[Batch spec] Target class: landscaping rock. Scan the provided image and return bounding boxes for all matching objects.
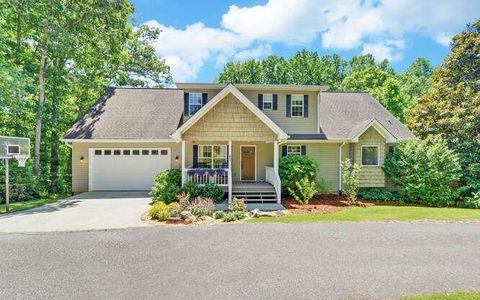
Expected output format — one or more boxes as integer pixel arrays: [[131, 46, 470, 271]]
[[250, 209, 261, 218], [257, 210, 287, 217], [165, 217, 184, 224], [197, 216, 215, 224], [180, 211, 195, 224]]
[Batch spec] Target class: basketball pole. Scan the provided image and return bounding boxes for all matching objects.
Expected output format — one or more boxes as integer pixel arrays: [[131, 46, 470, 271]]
[[5, 158, 9, 212]]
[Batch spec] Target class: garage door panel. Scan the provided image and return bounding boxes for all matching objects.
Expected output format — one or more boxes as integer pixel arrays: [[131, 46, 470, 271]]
[[89, 148, 171, 191]]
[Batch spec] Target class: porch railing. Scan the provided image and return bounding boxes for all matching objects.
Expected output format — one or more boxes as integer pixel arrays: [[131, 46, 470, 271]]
[[184, 168, 229, 186], [265, 166, 281, 203]]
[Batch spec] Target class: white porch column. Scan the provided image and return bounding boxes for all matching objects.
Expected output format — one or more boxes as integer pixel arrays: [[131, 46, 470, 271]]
[[228, 140, 232, 204], [181, 141, 186, 186], [273, 140, 279, 174]]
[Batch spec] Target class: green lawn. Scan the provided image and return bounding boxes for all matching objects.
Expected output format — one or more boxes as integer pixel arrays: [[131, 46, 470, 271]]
[[402, 290, 480, 300], [0, 194, 67, 214], [247, 205, 480, 223]]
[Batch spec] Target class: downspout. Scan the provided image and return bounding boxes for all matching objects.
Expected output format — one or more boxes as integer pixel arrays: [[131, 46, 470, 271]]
[[338, 142, 346, 195]]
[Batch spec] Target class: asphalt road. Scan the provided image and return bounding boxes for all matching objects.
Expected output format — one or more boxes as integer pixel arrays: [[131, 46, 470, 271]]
[[1, 222, 480, 300]]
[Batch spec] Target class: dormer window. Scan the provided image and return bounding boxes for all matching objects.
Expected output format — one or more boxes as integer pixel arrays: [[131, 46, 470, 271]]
[[188, 93, 203, 115]]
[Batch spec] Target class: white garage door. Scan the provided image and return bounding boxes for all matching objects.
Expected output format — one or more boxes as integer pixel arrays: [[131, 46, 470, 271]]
[[89, 148, 171, 191]]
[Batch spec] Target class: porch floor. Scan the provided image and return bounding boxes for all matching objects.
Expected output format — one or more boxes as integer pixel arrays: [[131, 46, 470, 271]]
[[215, 202, 285, 211]]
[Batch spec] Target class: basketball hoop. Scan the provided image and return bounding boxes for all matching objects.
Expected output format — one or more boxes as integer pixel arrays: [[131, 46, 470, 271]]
[[13, 154, 28, 167]]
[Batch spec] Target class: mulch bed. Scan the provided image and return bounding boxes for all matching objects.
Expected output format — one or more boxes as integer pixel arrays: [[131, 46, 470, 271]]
[[282, 194, 402, 214]]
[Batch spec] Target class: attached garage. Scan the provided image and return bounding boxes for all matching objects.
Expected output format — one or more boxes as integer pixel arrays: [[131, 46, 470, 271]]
[[88, 148, 171, 191]]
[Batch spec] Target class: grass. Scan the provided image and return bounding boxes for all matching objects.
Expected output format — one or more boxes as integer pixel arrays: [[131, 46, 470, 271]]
[[402, 290, 480, 299], [247, 205, 480, 223], [0, 194, 67, 214]]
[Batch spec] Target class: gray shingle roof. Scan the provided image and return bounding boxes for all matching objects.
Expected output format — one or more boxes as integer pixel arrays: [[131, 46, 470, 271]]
[[319, 92, 415, 140], [63, 88, 184, 140]]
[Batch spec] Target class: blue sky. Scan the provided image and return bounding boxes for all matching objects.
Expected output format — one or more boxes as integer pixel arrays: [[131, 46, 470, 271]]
[[131, 0, 479, 83]]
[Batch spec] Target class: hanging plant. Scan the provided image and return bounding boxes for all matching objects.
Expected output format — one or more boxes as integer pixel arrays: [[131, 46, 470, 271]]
[[208, 168, 216, 176]]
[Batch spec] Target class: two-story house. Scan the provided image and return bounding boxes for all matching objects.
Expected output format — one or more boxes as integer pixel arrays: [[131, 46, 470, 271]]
[[62, 83, 414, 203]]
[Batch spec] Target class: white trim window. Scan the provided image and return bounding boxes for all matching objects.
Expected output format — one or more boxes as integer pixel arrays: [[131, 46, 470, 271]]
[[198, 145, 227, 168], [287, 145, 302, 156], [291, 94, 304, 117], [361, 145, 380, 166], [188, 93, 203, 115], [263, 94, 273, 110]]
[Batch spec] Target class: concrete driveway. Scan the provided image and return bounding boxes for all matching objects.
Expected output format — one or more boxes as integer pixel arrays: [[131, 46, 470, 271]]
[[0, 192, 152, 233]]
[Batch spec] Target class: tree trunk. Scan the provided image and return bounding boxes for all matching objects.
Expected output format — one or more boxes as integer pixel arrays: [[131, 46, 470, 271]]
[[34, 33, 48, 177], [49, 88, 59, 193]]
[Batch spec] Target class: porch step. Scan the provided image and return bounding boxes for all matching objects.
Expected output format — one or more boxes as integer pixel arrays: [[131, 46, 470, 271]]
[[232, 182, 278, 203]]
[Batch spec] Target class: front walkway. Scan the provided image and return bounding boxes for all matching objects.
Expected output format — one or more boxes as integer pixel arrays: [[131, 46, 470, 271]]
[[0, 192, 152, 233]]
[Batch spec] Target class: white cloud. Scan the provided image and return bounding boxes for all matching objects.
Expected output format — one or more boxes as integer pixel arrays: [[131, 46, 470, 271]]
[[144, 0, 480, 81], [435, 32, 452, 47], [233, 44, 273, 61], [362, 39, 405, 62]]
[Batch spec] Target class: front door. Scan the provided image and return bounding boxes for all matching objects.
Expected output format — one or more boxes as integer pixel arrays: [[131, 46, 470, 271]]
[[241, 146, 256, 181]]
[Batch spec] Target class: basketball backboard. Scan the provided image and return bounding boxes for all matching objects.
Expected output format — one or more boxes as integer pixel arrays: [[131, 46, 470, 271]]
[[0, 136, 30, 166]]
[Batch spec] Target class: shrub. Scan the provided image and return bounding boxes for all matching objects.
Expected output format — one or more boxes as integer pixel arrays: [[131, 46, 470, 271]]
[[148, 202, 171, 221], [180, 183, 225, 203], [187, 197, 215, 217], [213, 211, 225, 219], [175, 192, 190, 210], [341, 159, 361, 204], [201, 184, 225, 203], [150, 169, 182, 203], [383, 140, 462, 207], [279, 155, 318, 194], [358, 189, 406, 202], [229, 197, 246, 212], [181, 182, 202, 198], [287, 176, 317, 205], [222, 211, 246, 222], [462, 191, 480, 209]]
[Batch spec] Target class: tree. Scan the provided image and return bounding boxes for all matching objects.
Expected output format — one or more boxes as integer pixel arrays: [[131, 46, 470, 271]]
[[341, 66, 409, 121], [0, 0, 171, 195], [408, 19, 480, 197], [398, 57, 433, 112]]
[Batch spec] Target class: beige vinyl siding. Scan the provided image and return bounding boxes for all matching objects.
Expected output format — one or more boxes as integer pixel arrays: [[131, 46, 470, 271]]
[[241, 90, 319, 134], [72, 141, 182, 193], [182, 88, 319, 134], [283, 142, 340, 193], [354, 127, 387, 187], [182, 94, 277, 142]]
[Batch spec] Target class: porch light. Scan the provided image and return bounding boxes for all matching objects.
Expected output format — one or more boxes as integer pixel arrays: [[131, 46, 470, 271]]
[[175, 156, 179, 162], [80, 156, 84, 163]]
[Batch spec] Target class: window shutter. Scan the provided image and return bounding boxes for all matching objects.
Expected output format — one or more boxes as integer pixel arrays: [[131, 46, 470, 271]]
[[258, 94, 263, 110], [286, 95, 291, 117], [202, 93, 208, 106], [273, 94, 278, 110], [184, 93, 189, 115], [193, 145, 198, 168], [303, 95, 309, 118], [301, 145, 307, 155], [226, 145, 229, 168], [281, 145, 287, 157]]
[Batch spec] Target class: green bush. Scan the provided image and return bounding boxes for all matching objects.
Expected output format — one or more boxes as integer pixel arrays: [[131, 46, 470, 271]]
[[222, 211, 245, 222], [213, 211, 225, 219], [229, 197, 247, 212], [150, 169, 182, 203], [148, 202, 171, 221], [383, 140, 462, 207], [462, 191, 480, 209], [287, 176, 317, 205], [181, 182, 202, 198], [181, 183, 225, 203], [279, 155, 318, 195], [341, 159, 361, 204], [358, 189, 406, 202], [200, 184, 225, 203], [0, 164, 43, 203]]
